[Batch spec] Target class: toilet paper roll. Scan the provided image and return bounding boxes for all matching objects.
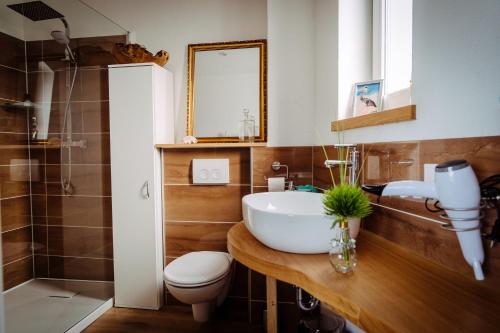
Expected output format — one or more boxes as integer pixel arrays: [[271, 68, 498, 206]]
[[268, 177, 285, 192]]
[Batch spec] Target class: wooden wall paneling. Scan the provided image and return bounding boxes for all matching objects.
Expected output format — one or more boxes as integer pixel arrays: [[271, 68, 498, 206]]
[[163, 148, 250, 185], [252, 146, 313, 187], [165, 222, 236, 257], [351, 136, 500, 287]]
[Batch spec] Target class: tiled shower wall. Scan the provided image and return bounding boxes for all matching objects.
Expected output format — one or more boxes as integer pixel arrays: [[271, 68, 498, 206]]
[[27, 35, 125, 281], [0, 31, 33, 290]]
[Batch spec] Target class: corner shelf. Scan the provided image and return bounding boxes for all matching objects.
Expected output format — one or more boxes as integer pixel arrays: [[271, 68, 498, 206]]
[[0, 143, 60, 150], [331, 105, 416, 131]]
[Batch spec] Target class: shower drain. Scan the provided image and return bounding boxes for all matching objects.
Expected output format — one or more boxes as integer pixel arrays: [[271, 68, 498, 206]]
[[47, 291, 79, 299]]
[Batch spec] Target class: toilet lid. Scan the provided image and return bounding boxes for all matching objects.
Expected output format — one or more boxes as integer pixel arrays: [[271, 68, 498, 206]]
[[164, 251, 232, 286]]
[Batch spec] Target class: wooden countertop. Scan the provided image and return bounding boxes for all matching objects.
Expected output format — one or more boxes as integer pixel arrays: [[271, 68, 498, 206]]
[[227, 222, 500, 333], [155, 142, 267, 149]]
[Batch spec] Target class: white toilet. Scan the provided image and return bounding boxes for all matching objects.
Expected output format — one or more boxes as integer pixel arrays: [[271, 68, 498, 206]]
[[163, 251, 233, 322]]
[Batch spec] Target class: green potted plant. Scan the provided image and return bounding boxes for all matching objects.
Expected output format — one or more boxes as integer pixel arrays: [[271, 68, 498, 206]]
[[321, 145, 372, 273]]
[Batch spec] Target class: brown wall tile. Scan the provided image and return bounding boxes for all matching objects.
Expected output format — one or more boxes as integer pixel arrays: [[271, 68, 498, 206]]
[[313, 146, 339, 190], [46, 195, 112, 227], [29, 145, 46, 165], [45, 164, 111, 196], [2, 256, 33, 291], [73, 68, 109, 102], [1, 195, 31, 232], [0, 165, 31, 199], [250, 270, 295, 303], [251, 186, 268, 194], [47, 226, 113, 258], [46, 134, 110, 165], [34, 255, 48, 278], [48, 256, 113, 281], [0, 32, 25, 70], [26, 35, 125, 71], [33, 225, 48, 255], [362, 141, 420, 183], [165, 221, 235, 257], [2, 226, 32, 264], [364, 205, 471, 274], [0, 133, 28, 145], [0, 66, 25, 101], [0, 106, 28, 134], [29, 163, 46, 195], [228, 262, 249, 298], [249, 300, 299, 330], [164, 185, 249, 222], [43, 101, 109, 136], [0, 146, 29, 166], [80, 101, 110, 133], [163, 148, 250, 185], [419, 136, 500, 187], [252, 146, 313, 186], [31, 194, 47, 222]]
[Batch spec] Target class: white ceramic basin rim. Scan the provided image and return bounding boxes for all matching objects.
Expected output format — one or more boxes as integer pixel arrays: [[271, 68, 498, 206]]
[[242, 191, 339, 254]]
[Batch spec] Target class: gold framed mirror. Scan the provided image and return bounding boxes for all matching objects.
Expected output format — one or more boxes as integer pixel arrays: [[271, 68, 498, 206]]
[[187, 40, 267, 142]]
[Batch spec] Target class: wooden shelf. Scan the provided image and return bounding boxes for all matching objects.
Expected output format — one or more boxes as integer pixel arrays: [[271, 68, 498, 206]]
[[228, 222, 500, 333], [155, 142, 267, 149], [331, 105, 416, 131]]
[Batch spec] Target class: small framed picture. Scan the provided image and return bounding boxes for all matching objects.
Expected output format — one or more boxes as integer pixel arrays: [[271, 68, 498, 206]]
[[352, 80, 383, 116]]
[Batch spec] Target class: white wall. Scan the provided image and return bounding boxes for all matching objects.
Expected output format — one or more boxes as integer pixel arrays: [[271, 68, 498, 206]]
[[322, 0, 500, 144], [337, 0, 373, 121], [314, 0, 339, 144], [267, 0, 316, 146], [84, 0, 267, 142]]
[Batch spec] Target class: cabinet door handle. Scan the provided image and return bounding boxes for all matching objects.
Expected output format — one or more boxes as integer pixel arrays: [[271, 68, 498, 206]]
[[141, 181, 150, 199]]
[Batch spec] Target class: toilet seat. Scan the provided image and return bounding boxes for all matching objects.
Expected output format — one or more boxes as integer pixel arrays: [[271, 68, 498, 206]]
[[164, 251, 232, 288]]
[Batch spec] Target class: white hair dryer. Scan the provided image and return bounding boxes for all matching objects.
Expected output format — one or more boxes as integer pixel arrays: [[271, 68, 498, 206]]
[[362, 160, 485, 280]]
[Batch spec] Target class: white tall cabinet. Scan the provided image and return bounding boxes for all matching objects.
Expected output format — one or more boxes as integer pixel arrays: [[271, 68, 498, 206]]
[[108, 63, 174, 309]]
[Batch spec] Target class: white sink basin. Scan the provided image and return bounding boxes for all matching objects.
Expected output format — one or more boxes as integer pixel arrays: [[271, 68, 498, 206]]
[[242, 192, 339, 254]]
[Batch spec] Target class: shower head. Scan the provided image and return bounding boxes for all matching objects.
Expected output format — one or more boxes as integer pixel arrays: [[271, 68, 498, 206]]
[[7, 1, 64, 21], [50, 30, 76, 63], [51, 30, 70, 45]]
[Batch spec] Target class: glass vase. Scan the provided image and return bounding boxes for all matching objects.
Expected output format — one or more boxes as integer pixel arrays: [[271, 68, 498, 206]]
[[329, 221, 357, 274]]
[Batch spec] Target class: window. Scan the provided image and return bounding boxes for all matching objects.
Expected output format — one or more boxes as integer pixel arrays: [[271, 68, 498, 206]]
[[373, 0, 413, 107]]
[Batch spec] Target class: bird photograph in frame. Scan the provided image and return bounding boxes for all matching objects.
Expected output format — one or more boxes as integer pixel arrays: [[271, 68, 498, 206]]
[[352, 80, 383, 116]]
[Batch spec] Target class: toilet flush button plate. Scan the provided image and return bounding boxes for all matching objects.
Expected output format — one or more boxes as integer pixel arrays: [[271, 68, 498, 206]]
[[192, 159, 229, 184]]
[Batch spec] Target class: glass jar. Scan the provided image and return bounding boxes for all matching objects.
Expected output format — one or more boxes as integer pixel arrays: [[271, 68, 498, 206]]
[[329, 220, 357, 274], [239, 108, 255, 142]]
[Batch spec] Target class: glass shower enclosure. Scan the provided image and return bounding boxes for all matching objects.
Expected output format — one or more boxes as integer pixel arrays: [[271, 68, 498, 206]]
[[0, 1, 128, 332]]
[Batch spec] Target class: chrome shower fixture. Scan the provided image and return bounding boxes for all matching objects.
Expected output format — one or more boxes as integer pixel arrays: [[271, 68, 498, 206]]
[[7, 1, 64, 21]]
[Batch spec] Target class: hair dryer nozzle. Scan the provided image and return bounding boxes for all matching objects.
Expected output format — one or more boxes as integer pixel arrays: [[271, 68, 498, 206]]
[[361, 184, 387, 197]]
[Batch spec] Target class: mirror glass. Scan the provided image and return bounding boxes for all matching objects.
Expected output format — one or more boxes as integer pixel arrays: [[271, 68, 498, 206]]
[[187, 40, 266, 142]]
